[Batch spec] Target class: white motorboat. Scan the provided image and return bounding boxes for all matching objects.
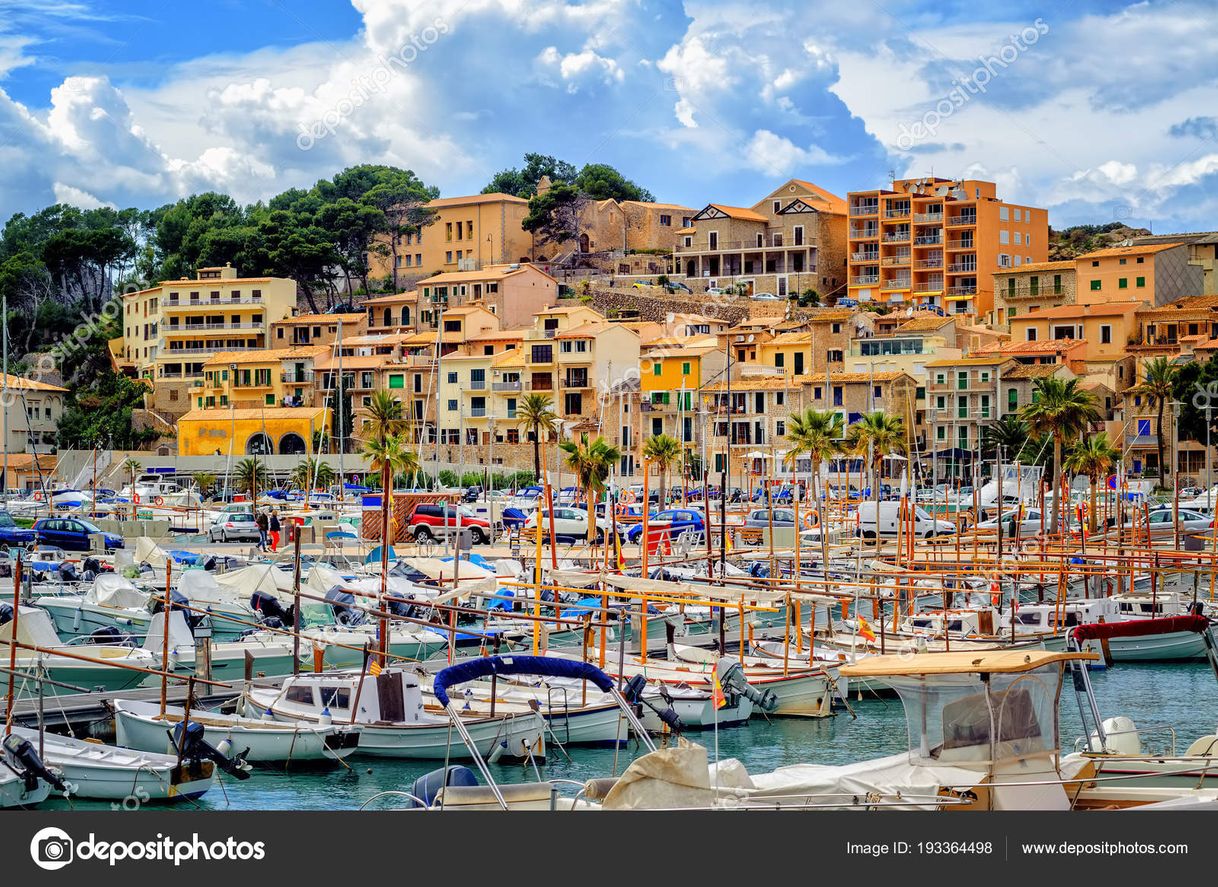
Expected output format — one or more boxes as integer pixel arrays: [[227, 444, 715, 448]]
[[243, 668, 546, 761], [8, 725, 215, 802], [113, 699, 358, 765]]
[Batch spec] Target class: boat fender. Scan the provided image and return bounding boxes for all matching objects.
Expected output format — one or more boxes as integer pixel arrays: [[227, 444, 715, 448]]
[[2, 734, 67, 794], [410, 765, 478, 808]]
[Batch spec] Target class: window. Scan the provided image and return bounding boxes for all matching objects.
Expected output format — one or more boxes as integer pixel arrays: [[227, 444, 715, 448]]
[[447, 399, 458, 412], [659, 214, 671, 226], [999, 230, 1009, 244], [682, 362, 691, 376], [652, 363, 662, 376], [1136, 276, 1146, 287], [1136, 257, 1145, 264], [1101, 325, 1112, 344], [1090, 280, 1101, 291], [531, 345, 552, 363], [1118, 278, 1128, 289], [1008, 388, 1018, 412], [999, 206, 1009, 221], [1027, 328, 1038, 342], [1053, 274, 1062, 294]]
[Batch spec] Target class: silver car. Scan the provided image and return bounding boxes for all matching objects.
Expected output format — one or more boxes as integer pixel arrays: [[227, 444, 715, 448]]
[[209, 512, 260, 542], [1147, 507, 1212, 537]]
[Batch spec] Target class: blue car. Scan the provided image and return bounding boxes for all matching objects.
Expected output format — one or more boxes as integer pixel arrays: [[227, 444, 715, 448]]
[[625, 509, 705, 544], [0, 511, 34, 547], [32, 517, 123, 552]]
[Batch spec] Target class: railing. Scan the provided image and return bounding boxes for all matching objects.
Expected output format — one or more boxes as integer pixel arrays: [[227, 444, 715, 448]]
[[1002, 286, 1065, 299], [914, 235, 943, 246], [882, 255, 910, 266], [914, 212, 944, 224], [882, 232, 910, 243], [281, 371, 314, 383], [165, 295, 263, 307], [851, 275, 880, 285], [947, 285, 978, 296], [469, 407, 487, 418], [946, 239, 974, 250], [882, 278, 912, 289], [915, 258, 943, 270], [849, 228, 879, 240], [947, 263, 977, 273], [468, 380, 486, 390], [491, 380, 521, 392], [166, 345, 258, 355], [946, 215, 977, 227], [851, 251, 879, 263], [563, 377, 591, 389], [850, 204, 879, 217], [884, 207, 911, 219], [164, 322, 265, 333]]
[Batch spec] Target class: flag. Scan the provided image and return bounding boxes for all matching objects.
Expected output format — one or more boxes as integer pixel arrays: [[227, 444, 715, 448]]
[[711, 671, 727, 709], [369, 660, 383, 677], [724, 529, 734, 553], [857, 614, 876, 643], [615, 532, 626, 572]]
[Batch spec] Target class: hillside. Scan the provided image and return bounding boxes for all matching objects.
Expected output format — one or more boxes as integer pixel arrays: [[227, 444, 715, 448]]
[[1048, 222, 1152, 260]]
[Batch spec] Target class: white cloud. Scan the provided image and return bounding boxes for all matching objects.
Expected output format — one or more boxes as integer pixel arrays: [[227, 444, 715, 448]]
[[537, 45, 624, 92], [744, 129, 842, 175]]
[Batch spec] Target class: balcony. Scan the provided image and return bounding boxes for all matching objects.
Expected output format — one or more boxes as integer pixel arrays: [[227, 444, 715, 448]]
[[165, 295, 264, 309], [281, 370, 314, 383], [915, 258, 943, 270], [947, 285, 978, 297], [491, 380, 521, 392], [468, 380, 486, 390], [165, 345, 259, 356], [946, 215, 977, 227], [1127, 432, 1159, 447], [163, 322, 264, 333], [563, 376, 592, 389], [884, 207, 911, 219], [947, 262, 977, 274], [914, 212, 944, 224], [849, 227, 879, 240], [469, 407, 488, 418], [882, 277, 912, 290], [946, 239, 975, 250], [849, 204, 879, 217], [851, 251, 879, 263], [913, 235, 943, 246], [882, 255, 911, 267], [882, 232, 910, 243], [851, 274, 880, 286]]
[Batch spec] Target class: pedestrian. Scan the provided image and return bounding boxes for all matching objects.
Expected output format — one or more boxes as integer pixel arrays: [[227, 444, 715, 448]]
[[255, 509, 269, 551], [269, 509, 281, 552]]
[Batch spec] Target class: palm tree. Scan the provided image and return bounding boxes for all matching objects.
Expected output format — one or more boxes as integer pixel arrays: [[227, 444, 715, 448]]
[[363, 434, 417, 545], [642, 433, 681, 507], [517, 394, 557, 482], [1063, 432, 1121, 533], [362, 390, 407, 446], [233, 457, 266, 505], [981, 415, 1028, 460], [1020, 377, 1099, 533], [192, 471, 216, 501], [291, 458, 336, 508], [1133, 356, 1178, 486], [850, 411, 906, 540], [559, 434, 622, 542], [122, 458, 142, 521], [784, 408, 843, 566]]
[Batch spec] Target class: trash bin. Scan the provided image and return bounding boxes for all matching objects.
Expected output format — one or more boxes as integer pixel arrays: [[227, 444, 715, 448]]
[[455, 527, 474, 551]]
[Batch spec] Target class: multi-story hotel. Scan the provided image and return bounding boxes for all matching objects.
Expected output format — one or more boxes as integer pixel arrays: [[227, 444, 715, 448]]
[[117, 265, 298, 421], [846, 178, 1048, 321]]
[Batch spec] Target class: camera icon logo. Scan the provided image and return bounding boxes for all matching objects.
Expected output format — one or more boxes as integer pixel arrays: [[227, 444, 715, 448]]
[[30, 827, 74, 871]]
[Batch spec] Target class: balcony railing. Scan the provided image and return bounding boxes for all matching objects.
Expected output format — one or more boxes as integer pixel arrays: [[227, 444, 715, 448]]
[[849, 227, 879, 240], [491, 380, 521, 392], [882, 232, 910, 243], [947, 215, 977, 227], [882, 278, 912, 290], [468, 380, 486, 390], [166, 345, 258, 355], [851, 251, 879, 263], [165, 295, 263, 308], [947, 285, 978, 296], [915, 258, 943, 270], [947, 262, 977, 274], [164, 322, 264, 333], [884, 207, 911, 219], [851, 275, 880, 286], [469, 407, 488, 418], [914, 235, 943, 246], [882, 255, 911, 267], [281, 370, 314, 383], [849, 204, 879, 217], [914, 212, 944, 224], [946, 239, 975, 250]]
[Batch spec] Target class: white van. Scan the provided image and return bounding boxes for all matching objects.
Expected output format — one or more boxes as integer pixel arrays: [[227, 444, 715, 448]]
[[856, 501, 955, 539]]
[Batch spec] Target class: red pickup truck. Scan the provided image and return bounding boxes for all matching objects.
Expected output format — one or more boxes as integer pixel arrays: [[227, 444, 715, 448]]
[[406, 503, 493, 544]]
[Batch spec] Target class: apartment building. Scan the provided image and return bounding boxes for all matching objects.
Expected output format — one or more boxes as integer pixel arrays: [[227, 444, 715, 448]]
[[1009, 302, 1141, 362], [195, 346, 325, 416], [576, 197, 696, 254], [674, 179, 849, 298], [705, 372, 807, 477], [1131, 231, 1218, 294], [2, 374, 66, 456], [1076, 243, 1202, 307], [806, 370, 920, 437], [639, 344, 726, 445], [417, 264, 557, 330], [363, 291, 418, 334], [991, 260, 1076, 329], [270, 313, 367, 347], [846, 178, 1048, 320], [120, 265, 298, 421]]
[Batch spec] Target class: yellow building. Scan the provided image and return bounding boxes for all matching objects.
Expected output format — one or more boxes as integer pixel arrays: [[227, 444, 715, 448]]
[[195, 347, 325, 413], [121, 265, 298, 421], [639, 344, 724, 442], [177, 406, 330, 456], [1008, 302, 1141, 361]]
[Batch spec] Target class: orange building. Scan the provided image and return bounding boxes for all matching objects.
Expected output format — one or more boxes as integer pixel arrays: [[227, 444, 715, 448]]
[[1074, 242, 1203, 307], [846, 177, 1048, 321]]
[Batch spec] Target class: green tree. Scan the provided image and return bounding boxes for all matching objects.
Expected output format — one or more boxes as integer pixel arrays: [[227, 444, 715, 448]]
[[573, 163, 654, 202], [234, 457, 267, 504], [559, 434, 622, 542], [1132, 356, 1178, 485], [122, 457, 142, 521], [362, 434, 418, 545], [523, 183, 588, 249], [642, 433, 682, 506], [517, 393, 557, 481], [1063, 432, 1121, 533], [1020, 377, 1099, 533], [784, 408, 843, 565], [850, 411, 906, 536], [58, 373, 160, 450], [361, 390, 407, 446], [192, 472, 217, 500], [291, 457, 336, 508], [482, 153, 579, 198], [981, 414, 1028, 460]]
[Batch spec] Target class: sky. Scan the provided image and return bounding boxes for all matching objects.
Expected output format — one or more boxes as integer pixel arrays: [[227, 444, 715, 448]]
[[0, 0, 1216, 233]]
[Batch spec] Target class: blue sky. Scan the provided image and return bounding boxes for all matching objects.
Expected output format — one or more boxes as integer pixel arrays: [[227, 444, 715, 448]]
[[1, 0, 1216, 233]]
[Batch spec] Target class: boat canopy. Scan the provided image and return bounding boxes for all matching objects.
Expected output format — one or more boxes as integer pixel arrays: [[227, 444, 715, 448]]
[[841, 650, 1098, 678], [1071, 614, 1209, 642], [432, 655, 614, 707]]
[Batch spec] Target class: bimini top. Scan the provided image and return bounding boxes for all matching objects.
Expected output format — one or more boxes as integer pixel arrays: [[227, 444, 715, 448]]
[[840, 650, 1098, 678]]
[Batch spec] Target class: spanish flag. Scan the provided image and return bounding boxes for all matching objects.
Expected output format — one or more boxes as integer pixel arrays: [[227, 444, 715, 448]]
[[369, 660, 383, 677], [724, 529, 734, 553], [857, 614, 877, 643], [711, 671, 728, 709], [615, 532, 626, 572]]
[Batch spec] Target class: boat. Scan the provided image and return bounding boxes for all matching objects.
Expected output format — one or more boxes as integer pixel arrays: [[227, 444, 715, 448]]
[[242, 667, 547, 761], [113, 699, 359, 765]]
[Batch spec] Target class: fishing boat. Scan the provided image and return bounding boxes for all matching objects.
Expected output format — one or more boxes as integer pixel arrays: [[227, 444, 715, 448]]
[[0, 733, 59, 808], [113, 699, 358, 765], [8, 725, 216, 801], [242, 668, 547, 761]]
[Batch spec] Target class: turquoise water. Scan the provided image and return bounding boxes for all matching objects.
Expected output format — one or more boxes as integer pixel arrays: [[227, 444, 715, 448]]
[[43, 661, 1218, 811]]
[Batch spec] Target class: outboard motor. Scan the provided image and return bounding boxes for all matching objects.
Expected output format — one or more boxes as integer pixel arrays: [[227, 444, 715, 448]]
[[1189, 600, 1207, 617], [203, 555, 218, 572], [58, 562, 79, 584], [0, 560, 11, 579], [249, 591, 295, 629], [172, 720, 251, 780], [89, 625, 134, 646], [2, 733, 67, 793], [621, 673, 683, 733], [0, 602, 11, 627], [82, 557, 101, 576], [716, 657, 779, 713], [408, 765, 478, 807], [386, 595, 419, 620], [151, 589, 204, 630], [324, 587, 366, 627], [748, 562, 770, 579]]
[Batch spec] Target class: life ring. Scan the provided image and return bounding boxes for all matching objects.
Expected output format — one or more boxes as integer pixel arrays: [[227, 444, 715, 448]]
[[152, 496, 164, 506], [620, 490, 636, 504], [132, 493, 140, 504], [803, 511, 820, 529], [32, 490, 42, 501]]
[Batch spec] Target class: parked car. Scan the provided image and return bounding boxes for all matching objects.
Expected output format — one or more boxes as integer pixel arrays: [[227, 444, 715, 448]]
[[1147, 506, 1213, 537], [208, 512, 260, 543], [407, 503, 493, 544], [32, 517, 123, 552], [625, 508, 706, 544], [663, 281, 692, 294], [739, 507, 799, 545], [706, 287, 727, 296], [751, 291, 779, 301], [522, 507, 613, 543], [0, 511, 34, 547], [856, 502, 954, 539]]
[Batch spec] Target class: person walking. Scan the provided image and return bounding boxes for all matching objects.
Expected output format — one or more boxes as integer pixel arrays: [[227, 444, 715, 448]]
[[269, 509, 281, 553], [255, 509, 269, 552]]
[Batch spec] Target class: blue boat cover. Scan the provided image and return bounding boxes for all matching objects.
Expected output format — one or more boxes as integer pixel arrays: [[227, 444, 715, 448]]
[[432, 655, 614, 706]]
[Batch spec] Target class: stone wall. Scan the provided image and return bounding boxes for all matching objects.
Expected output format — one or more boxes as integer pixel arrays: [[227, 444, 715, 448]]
[[584, 288, 751, 324]]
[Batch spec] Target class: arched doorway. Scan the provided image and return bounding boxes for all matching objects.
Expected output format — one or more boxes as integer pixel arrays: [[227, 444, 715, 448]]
[[246, 433, 272, 455], [579, 233, 590, 253], [279, 432, 306, 455]]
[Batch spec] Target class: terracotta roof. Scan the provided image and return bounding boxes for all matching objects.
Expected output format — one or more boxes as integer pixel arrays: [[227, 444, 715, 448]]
[[312, 354, 395, 370], [556, 321, 637, 340], [179, 406, 328, 421], [1140, 295, 1218, 313], [0, 373, 66, 393], [702, 203, 768, 223], [278, 313, 366, 324], [808, 308, 857, 321], [788, 180, 849, 216], [468, 329, 527, 342], [340, 333, 413, 347], [987, 339, 1084, 354], [1079, 242, 1182, 259], [898, 315, 955, 332], [706, 376, 802, 392], [823, 371, 909, 383], [202, 346, 325, 366], [765, 331, 814, 346], [360, 291, 418, 306], [491, 349, 524, 368], [994, 260, 1074, 275], [1002, 363, 1060, 380], [925, 356, 1006, 367], [427, 192, 527, 209]]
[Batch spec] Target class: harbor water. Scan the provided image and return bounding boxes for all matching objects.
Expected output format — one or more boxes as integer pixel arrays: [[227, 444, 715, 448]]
[[42, 661, 1218, 811]]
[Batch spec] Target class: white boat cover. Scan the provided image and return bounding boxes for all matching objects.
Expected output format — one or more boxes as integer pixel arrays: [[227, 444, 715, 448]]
[[134, 537, 172, 565], [214, 563, 295, 601], [176, 569, 232, 605], [0, 607, 69, 647], [547, 569, 785, 604], [90, 574, 150, 609], [601, 742, 721, 810]]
